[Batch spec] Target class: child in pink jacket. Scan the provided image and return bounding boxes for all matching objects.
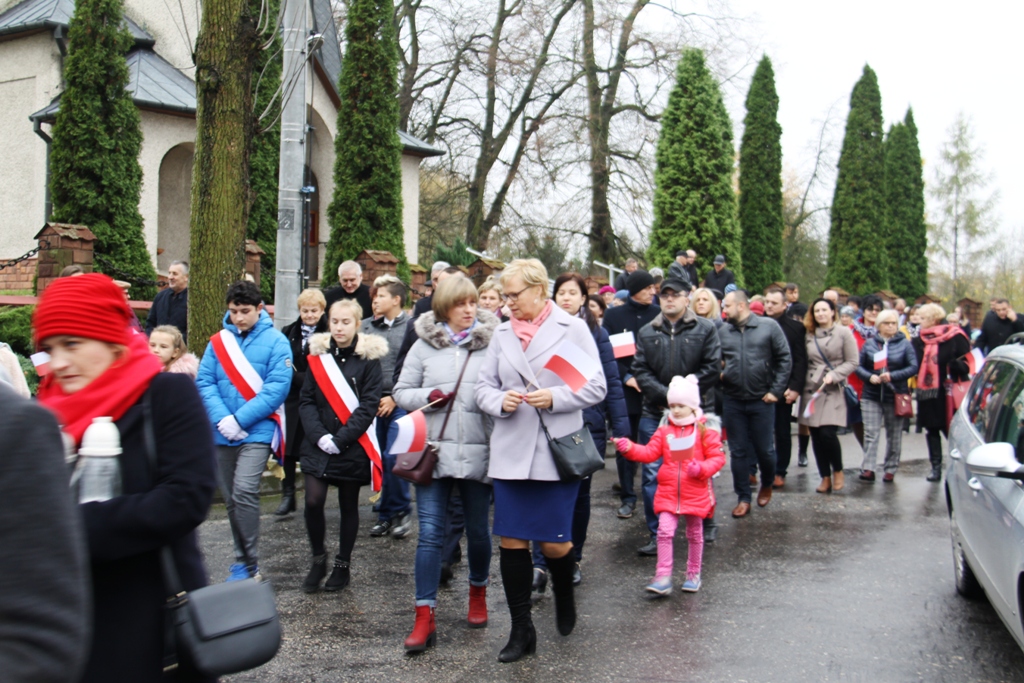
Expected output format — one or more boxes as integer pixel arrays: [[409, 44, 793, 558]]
[[614, 375, 724, 596]]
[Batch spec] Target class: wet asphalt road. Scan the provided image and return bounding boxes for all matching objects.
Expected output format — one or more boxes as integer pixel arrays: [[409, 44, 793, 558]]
[[204, 430, 1024, 682]]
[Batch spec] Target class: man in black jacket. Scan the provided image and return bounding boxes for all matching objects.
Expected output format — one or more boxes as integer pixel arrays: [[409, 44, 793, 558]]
[[146, 260, 189, 342], [602, 269, 660, 518], [323, 260, 372, 317], [703, 254, 735, 293], [632, 278, 721, 552], [764, 288, 808, 487], [718, 290, 791, 517], [975, 298, 1024, 353]]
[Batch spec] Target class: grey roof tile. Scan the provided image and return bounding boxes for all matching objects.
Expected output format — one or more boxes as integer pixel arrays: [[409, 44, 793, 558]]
[[0, 0, 153, 47]]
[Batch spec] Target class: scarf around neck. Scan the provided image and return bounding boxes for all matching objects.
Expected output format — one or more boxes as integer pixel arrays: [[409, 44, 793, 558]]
[[509, 299, 554, 350], [37, 332, 163, 445], [917, 324, 967, 400], [852, 317, 877, 341], [444, 319, 477, 346]]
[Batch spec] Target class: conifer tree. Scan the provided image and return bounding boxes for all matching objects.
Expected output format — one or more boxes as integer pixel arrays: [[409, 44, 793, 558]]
[[48, 0, 156, 298], [649, 49, 740, 282], [883, 108, 928, 298], [826, 65, 889, 293], [738, 55, 783, 293], [324, 0, 406, 281]]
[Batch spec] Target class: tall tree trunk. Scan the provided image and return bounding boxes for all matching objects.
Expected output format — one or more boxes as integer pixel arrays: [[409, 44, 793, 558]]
[[188, 0, 259, 350]]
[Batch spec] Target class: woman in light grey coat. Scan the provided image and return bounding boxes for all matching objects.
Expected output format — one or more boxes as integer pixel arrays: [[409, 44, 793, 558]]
[[393, 275, 498, 653], [798, 297, 859, 493], [475, 259, 607, 663]]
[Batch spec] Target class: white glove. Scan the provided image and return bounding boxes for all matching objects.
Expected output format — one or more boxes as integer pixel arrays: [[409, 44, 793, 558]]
[[317, 434, 340, 455], [217, 415, 248, 441]]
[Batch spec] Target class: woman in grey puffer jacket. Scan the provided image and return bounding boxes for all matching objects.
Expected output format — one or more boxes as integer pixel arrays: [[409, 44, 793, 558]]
[[393, 275, 499, 652]]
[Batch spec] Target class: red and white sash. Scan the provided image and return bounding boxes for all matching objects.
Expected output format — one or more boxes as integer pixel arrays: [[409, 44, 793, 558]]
[[306, 353, 383, 492], [210, 330, 286, 462]]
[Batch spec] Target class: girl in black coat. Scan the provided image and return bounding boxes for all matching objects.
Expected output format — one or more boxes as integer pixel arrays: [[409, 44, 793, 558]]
[[298, 299, 386, 593], [276, 290, 329, 515]]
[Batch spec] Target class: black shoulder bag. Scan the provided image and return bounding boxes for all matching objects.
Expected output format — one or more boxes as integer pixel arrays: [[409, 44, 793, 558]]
[[518, 372, 605, 481], [142, 396, 281, 677]]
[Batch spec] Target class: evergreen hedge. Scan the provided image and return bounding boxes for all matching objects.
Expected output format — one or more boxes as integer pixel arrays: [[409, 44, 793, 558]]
[[884, 109, 928, 299]]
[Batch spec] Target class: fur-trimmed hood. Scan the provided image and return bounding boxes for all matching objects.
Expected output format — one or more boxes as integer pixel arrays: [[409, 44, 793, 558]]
[[307, 332, 389, 360], [167, 352, 200, 378], [414, 309, 499, 350]]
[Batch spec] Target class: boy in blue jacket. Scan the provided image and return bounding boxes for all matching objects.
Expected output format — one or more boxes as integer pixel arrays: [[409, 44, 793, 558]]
[[197, 280, 293, 580]]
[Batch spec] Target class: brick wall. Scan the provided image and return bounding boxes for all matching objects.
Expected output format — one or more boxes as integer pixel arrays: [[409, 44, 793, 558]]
[[0, 256, 37, 292]]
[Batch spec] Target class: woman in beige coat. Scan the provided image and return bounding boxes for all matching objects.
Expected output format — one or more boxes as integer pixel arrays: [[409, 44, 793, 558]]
[[798, 298, 859, 493]]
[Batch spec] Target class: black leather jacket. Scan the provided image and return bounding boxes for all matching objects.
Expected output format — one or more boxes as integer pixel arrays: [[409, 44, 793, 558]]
[[632, 310, 721, 419], [717, 314, 792, 401]]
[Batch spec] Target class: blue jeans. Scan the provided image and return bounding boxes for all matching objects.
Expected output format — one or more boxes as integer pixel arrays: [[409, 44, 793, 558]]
[[377, 407, 411, 521], [617, 413, 642, 506], [414, 478, 492, 606], [638, 416, 661, 538], [722, 397, 776, 503]]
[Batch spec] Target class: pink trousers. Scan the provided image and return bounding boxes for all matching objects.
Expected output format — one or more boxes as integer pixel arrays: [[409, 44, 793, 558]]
[[655, 512, 703, 578]]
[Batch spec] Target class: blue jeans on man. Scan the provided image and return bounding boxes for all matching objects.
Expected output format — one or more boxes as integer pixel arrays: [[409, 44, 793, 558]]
[[638, 416, 662, 538], [722, 396, 776, 503], [377, 406, 411, 522]]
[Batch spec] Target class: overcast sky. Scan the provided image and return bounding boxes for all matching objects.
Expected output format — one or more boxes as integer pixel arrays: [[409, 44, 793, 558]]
[[723, 0, 1018, 233]]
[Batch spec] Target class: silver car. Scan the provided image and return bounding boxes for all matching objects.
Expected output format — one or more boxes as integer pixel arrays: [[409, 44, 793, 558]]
[[947, 343, 1024, 652]]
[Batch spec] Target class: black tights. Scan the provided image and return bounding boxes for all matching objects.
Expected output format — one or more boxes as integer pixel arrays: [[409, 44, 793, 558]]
[[304, 474, 361, 561], [925, 427, 947, 465], [810, 425, 843, 477]]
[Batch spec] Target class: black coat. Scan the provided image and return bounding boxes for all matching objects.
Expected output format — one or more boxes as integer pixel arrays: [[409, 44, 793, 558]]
[[145, 286, 189, 343], [281, 315, 328, 455], [773, 313, 808, 395], [703, 267, 735, 294], [299, 333, 385, 482], [632, 310, 721, 419], [717, 314, 792, 401], [79, 373, 217, 682], [324, 283, 373, 321], [602, 297, 661, 415], [975, 310, 1024, 353], [912, 332, 971, 430]]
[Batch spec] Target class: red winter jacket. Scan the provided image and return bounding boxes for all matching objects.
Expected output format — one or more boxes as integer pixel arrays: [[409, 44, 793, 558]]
[[623, 419, 724, 518]]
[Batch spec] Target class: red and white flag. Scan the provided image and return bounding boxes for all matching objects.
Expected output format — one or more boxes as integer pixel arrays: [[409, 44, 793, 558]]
[[544, 340, 600, 393], [30, 351, 51, 377], [802, 390, 822, 418], [966, 348, 986, 375], [873, 346, 888, 371], [667, 428, 696, 462], [210, 330, 287, 463], [609, 331, 636, 359], [390, 410, 428, 455]]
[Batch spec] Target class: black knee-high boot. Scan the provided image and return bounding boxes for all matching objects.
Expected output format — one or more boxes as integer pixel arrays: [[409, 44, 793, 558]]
[[545, 551, 577, 636], [498, 547, 536, 663], [925, 429, 943, 481]]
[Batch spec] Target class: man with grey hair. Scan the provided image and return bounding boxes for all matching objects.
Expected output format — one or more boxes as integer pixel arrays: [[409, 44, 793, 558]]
[[146, 259, 190, 343], [614, 258, 639, 291], [324, 260, 372, 318], [412, 261, 450, 318]]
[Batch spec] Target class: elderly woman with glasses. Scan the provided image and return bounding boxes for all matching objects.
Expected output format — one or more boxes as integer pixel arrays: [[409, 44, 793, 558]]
[[476, 259, 607, 663]]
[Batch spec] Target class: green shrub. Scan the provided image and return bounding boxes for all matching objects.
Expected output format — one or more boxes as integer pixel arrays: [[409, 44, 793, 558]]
[[0, 306, 34, 356], [16, 353, 39, 395]]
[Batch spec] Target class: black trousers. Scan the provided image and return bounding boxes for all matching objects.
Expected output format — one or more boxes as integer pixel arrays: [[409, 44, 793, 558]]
[[810, 425, 843, 477], [774, 400, 794, 477]]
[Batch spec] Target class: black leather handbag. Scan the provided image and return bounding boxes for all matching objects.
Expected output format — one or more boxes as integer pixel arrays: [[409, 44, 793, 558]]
[[536, 409, 604, 482], [143, 397, 281, 677]]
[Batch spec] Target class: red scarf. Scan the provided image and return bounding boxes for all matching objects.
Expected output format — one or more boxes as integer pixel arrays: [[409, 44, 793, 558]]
[[37, 332, 163, 445], [917, 324, 967, 400], [509, 299, 554, 350]]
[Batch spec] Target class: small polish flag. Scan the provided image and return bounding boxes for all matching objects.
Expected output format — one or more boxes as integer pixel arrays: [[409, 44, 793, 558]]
[[609, 331, 636, 359], [966, 348, 986, 375], [390, 410, 428, 455], [667, 429, 696, 462], [802, 391, 822, 418], [873, 347, 888, 371], [544, 340, 601, 393], [31, 351, 51, 377]]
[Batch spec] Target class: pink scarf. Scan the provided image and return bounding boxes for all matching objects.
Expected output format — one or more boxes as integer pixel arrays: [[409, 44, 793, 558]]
[[509, 299, 554, 350]]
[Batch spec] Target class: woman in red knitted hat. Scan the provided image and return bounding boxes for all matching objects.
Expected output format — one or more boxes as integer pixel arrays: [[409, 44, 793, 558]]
[[34, 273, 218, 682]]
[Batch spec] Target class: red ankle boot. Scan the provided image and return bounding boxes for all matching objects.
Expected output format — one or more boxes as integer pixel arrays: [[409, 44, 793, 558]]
[[467, 585, 488, 628], [404, 605, 436, 652]]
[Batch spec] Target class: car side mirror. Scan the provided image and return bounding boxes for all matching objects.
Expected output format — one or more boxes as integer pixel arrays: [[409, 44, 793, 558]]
[[966, 442, 1022, 478]]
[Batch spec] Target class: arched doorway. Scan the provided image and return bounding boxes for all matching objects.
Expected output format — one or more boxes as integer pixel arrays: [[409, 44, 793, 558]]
[[157, 143, 194, 273]]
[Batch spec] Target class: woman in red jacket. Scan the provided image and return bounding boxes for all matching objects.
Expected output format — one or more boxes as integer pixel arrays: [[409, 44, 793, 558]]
[[615, 375, 724, 597]]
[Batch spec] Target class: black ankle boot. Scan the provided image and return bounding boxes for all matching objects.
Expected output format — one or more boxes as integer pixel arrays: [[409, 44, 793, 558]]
[[324, 558, 350, 592], [545, 552, 577, 636], [302, 554, 327, 593], [926, 463, 942, 482], [274, 487, 296, 516], [925, 430, 943, 482], [498, 547, 536, 663]]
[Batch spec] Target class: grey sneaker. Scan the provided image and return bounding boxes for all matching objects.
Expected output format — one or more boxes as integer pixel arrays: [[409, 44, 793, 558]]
[[390, 512, 413, 539]]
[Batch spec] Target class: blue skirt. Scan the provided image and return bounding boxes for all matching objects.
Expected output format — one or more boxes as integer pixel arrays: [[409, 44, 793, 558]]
[[492, 478, 580, 542]]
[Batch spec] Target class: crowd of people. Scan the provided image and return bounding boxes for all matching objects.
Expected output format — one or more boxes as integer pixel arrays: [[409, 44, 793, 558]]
[[3, 251, 1018, 681]]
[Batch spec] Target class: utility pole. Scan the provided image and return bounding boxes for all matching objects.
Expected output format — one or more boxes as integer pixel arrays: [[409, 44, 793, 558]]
[[273, 0, 310, 329]]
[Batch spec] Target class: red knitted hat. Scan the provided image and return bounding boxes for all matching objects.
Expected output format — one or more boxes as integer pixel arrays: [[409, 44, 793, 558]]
[[33, 273, 133, 347]]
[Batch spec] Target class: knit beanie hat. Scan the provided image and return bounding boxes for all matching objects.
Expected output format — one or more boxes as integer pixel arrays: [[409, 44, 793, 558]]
[[33, 273, 133, 347], [626, 269, 655, 296], [666, 374, 701, 412], [598, 285, 616, 295]]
